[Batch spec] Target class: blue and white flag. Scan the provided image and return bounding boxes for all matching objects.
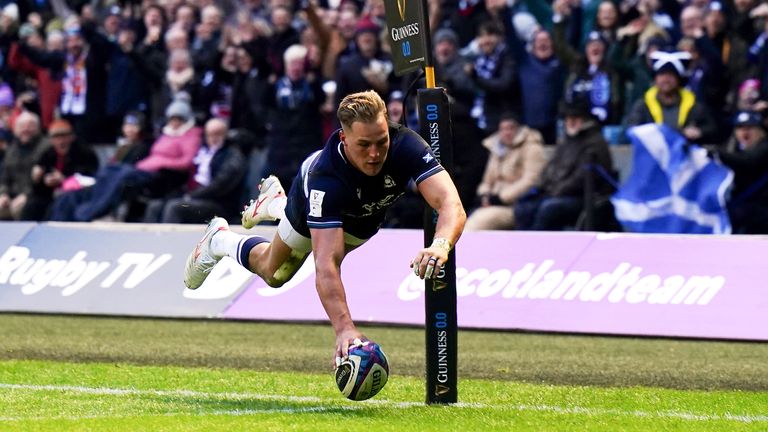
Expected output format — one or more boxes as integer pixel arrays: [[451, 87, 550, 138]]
[[611, 124, 734, 234]]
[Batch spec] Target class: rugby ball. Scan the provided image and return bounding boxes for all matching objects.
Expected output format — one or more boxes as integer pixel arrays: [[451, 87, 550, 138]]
[[335, 339, 389, 401]]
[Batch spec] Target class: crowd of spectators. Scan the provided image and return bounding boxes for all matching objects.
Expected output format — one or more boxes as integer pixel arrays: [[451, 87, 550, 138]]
[[0, 0, 767, 232]]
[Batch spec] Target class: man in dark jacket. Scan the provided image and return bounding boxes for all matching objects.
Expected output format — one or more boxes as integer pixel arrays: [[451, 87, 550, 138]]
[[716, 111, 768, 233], [514, 100, 614, 230]]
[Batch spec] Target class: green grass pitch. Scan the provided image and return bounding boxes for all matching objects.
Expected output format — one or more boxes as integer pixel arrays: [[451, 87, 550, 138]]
[[1, 314, 766, 431]]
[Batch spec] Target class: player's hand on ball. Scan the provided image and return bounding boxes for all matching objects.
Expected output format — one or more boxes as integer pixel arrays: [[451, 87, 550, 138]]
[[334, 338, 390, 401], [334, 327, 366, 368]]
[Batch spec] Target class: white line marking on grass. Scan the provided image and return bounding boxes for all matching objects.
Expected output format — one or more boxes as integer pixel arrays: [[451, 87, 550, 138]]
[[0, 406, 363, 422], [505, 404, 768, 424], [1, 383, 766, 424], [0, 383, 333, 403]]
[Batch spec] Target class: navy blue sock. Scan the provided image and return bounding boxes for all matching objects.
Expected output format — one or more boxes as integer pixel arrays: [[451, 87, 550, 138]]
[[238, 236, 269, 272]]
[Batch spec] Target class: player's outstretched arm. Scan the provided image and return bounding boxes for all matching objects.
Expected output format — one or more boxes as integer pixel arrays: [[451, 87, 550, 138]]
[[310, 227, 365, 365], [412, 170, 467, 279]]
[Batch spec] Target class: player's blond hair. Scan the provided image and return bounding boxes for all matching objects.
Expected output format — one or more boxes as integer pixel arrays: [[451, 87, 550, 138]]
[[337, 90, 387, 130]]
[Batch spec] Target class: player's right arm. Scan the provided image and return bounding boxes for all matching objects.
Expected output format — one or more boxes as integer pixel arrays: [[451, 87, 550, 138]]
[[310, 226, 364, 365], [411, 170, 466, 279]]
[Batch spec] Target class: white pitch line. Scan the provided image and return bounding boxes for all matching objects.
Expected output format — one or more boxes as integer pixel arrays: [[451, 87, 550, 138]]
[[0, 383, 766, 424], [0, 406, 363, 422]]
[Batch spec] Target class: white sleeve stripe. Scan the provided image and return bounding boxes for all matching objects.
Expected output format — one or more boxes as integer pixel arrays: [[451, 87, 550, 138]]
[[301, 150, 323, 197], [414, 165, 444, 184]]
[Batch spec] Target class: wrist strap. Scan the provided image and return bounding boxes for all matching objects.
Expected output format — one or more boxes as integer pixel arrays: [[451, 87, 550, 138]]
[[431, 237, 452, 253]]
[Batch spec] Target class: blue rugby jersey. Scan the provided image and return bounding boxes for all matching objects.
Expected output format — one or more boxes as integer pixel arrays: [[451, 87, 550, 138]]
[[284, 122, 444, 240]]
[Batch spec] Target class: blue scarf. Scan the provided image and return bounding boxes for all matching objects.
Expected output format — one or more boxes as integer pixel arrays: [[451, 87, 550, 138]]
[[471, 45, 505, 130]]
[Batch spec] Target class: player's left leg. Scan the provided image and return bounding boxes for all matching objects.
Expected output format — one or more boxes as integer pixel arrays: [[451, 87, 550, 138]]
[[184, 216, 310, 290]]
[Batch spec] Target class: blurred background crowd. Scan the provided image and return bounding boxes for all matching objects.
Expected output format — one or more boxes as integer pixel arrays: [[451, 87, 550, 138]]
[[1, 0, 767, 233]]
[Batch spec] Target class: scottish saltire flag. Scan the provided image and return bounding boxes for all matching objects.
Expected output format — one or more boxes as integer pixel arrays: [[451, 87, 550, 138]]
[[611, 124, 734, 234]]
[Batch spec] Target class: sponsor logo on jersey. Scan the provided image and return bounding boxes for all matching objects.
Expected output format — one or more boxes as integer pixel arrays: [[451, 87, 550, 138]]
[[309, 189, 325, 217], [384, 175, 396, 188], [360, 193, 402, 216]]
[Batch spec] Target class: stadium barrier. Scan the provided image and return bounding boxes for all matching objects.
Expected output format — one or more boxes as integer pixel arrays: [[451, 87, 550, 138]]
[[0, 222, 766, 341]]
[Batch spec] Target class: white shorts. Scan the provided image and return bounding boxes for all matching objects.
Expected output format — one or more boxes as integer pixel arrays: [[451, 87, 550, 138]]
[[278, 217, 369, 254]]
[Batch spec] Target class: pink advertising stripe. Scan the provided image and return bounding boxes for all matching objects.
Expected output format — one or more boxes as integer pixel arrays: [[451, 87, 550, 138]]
[[222, 230, 768, 341]]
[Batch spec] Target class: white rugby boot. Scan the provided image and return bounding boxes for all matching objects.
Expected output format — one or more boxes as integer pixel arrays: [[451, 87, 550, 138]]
[[183, 217, 229, 289], [241, 175, 286, 229]]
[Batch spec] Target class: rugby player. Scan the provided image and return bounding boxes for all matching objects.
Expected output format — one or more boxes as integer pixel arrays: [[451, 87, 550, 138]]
[[183, 90, 466, 362]]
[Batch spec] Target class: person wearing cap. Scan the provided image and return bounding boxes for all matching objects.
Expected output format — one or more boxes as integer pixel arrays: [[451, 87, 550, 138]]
[[466, 113, 546, 231], [714, 110, 768, 233], [626, 50, 716, 143], [514, 98, 614, 231], [111, 111, 151, 165], [0, 112, 47, 220], [21, 119, 99, 220]]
